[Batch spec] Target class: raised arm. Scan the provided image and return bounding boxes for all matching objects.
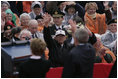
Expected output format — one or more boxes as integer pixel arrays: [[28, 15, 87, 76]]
[[43, 13, 54, 49]]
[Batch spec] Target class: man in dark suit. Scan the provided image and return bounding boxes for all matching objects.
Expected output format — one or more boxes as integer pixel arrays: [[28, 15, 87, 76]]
[[43, 13, 96, 67], [49, 10, 71, 38], [44, 26, 74, 67], [62, 28, 95, 78]]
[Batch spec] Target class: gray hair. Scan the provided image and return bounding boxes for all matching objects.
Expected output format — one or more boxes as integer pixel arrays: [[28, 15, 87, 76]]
[[28, 19, 38, 27], [73, 15, 84, 25], [20, 13, 31, 21], [2, 1, 10, 8], [19, 29, 32, 38], [74, 28, 89, 43]]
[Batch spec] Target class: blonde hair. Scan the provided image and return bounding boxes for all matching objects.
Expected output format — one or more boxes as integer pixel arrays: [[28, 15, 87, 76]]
[[30, 38, 46, 56], [85, 2, 98, 11]]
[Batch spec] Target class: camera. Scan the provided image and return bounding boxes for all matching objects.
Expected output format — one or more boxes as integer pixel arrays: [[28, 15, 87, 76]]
[[25, 37, 30, 40]]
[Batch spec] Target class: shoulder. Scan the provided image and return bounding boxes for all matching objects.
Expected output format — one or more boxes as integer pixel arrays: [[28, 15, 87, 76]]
[[29, 12, 33, 15], [42, 59, 51, 66], [19, 59, 31, 68], [97, 13, 106, 19], [49, 25, 56, 29], [69, 46, 80, 55]]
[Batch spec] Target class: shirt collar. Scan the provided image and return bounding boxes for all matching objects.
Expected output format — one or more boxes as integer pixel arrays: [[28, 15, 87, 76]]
[[55, 25, 63, 29], [30, 55, 41, 60], [108, 30, 117, 35], [32, 11, 41, 19]]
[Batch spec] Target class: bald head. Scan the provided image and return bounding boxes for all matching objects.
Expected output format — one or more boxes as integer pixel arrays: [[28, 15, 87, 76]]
[[28, 20, 38, 34]]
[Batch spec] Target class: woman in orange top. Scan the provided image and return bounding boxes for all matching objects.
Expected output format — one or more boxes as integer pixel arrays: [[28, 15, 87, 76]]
[[84, 2, 107, 35], [93, 35, 116, 63]]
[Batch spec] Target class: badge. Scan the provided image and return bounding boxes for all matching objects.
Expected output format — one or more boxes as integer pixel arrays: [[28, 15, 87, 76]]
[[7, 26, 11, 30]]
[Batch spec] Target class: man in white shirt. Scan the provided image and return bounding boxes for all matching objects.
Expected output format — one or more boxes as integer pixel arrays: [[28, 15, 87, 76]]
[[28, 19, 44, 40], [101, 19, 117, 54]]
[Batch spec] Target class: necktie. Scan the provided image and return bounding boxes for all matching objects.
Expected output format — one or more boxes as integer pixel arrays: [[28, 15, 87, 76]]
[[58, 27, 61, 30]]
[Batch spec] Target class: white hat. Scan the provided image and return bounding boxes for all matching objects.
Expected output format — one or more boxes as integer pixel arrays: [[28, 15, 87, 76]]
[[31, 1, 42, 9], [55, 30, 66, 36]]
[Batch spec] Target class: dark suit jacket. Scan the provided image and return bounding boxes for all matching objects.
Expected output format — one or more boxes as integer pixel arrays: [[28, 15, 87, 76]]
[[62, 43, 95, 78], [65, 32, 97, 45], [19, 58, 51, 78], [44, 27, 74, 67]]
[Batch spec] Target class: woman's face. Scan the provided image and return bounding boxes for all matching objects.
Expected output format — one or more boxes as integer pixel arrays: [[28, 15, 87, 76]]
[[1, 3, 9, 12], [37, 19, 44, 26], [5, 13, 12, 22], [68, 7, 75, 15], [87, 7, 96, 15], [21, 16, 30, 26], [33, 8, 41, 16]]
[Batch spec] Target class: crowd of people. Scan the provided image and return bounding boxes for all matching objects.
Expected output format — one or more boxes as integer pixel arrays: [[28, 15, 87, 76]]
[[1, 1, 117, 78]]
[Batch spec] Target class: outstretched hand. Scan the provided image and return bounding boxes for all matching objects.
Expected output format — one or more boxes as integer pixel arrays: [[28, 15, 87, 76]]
[[65, 1, 76, 5], [43, 13, 51, 27], [68, 19, 77, 33]]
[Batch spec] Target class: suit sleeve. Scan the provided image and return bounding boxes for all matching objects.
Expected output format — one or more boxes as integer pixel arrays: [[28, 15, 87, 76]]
[[62, 53, 76, 78], [43, 26, 55, 49], [88, 32, 97, 45]]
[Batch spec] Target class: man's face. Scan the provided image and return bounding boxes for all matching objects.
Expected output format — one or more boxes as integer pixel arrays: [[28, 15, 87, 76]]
[[33, 8, 41, 16], [108, 23, 117, 33], [68, 7, 75, 15], [6, 13, 12, 22], [53, 17, 63, 26], [29, 23, 38, 34], [55, 34, 66, 44]]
